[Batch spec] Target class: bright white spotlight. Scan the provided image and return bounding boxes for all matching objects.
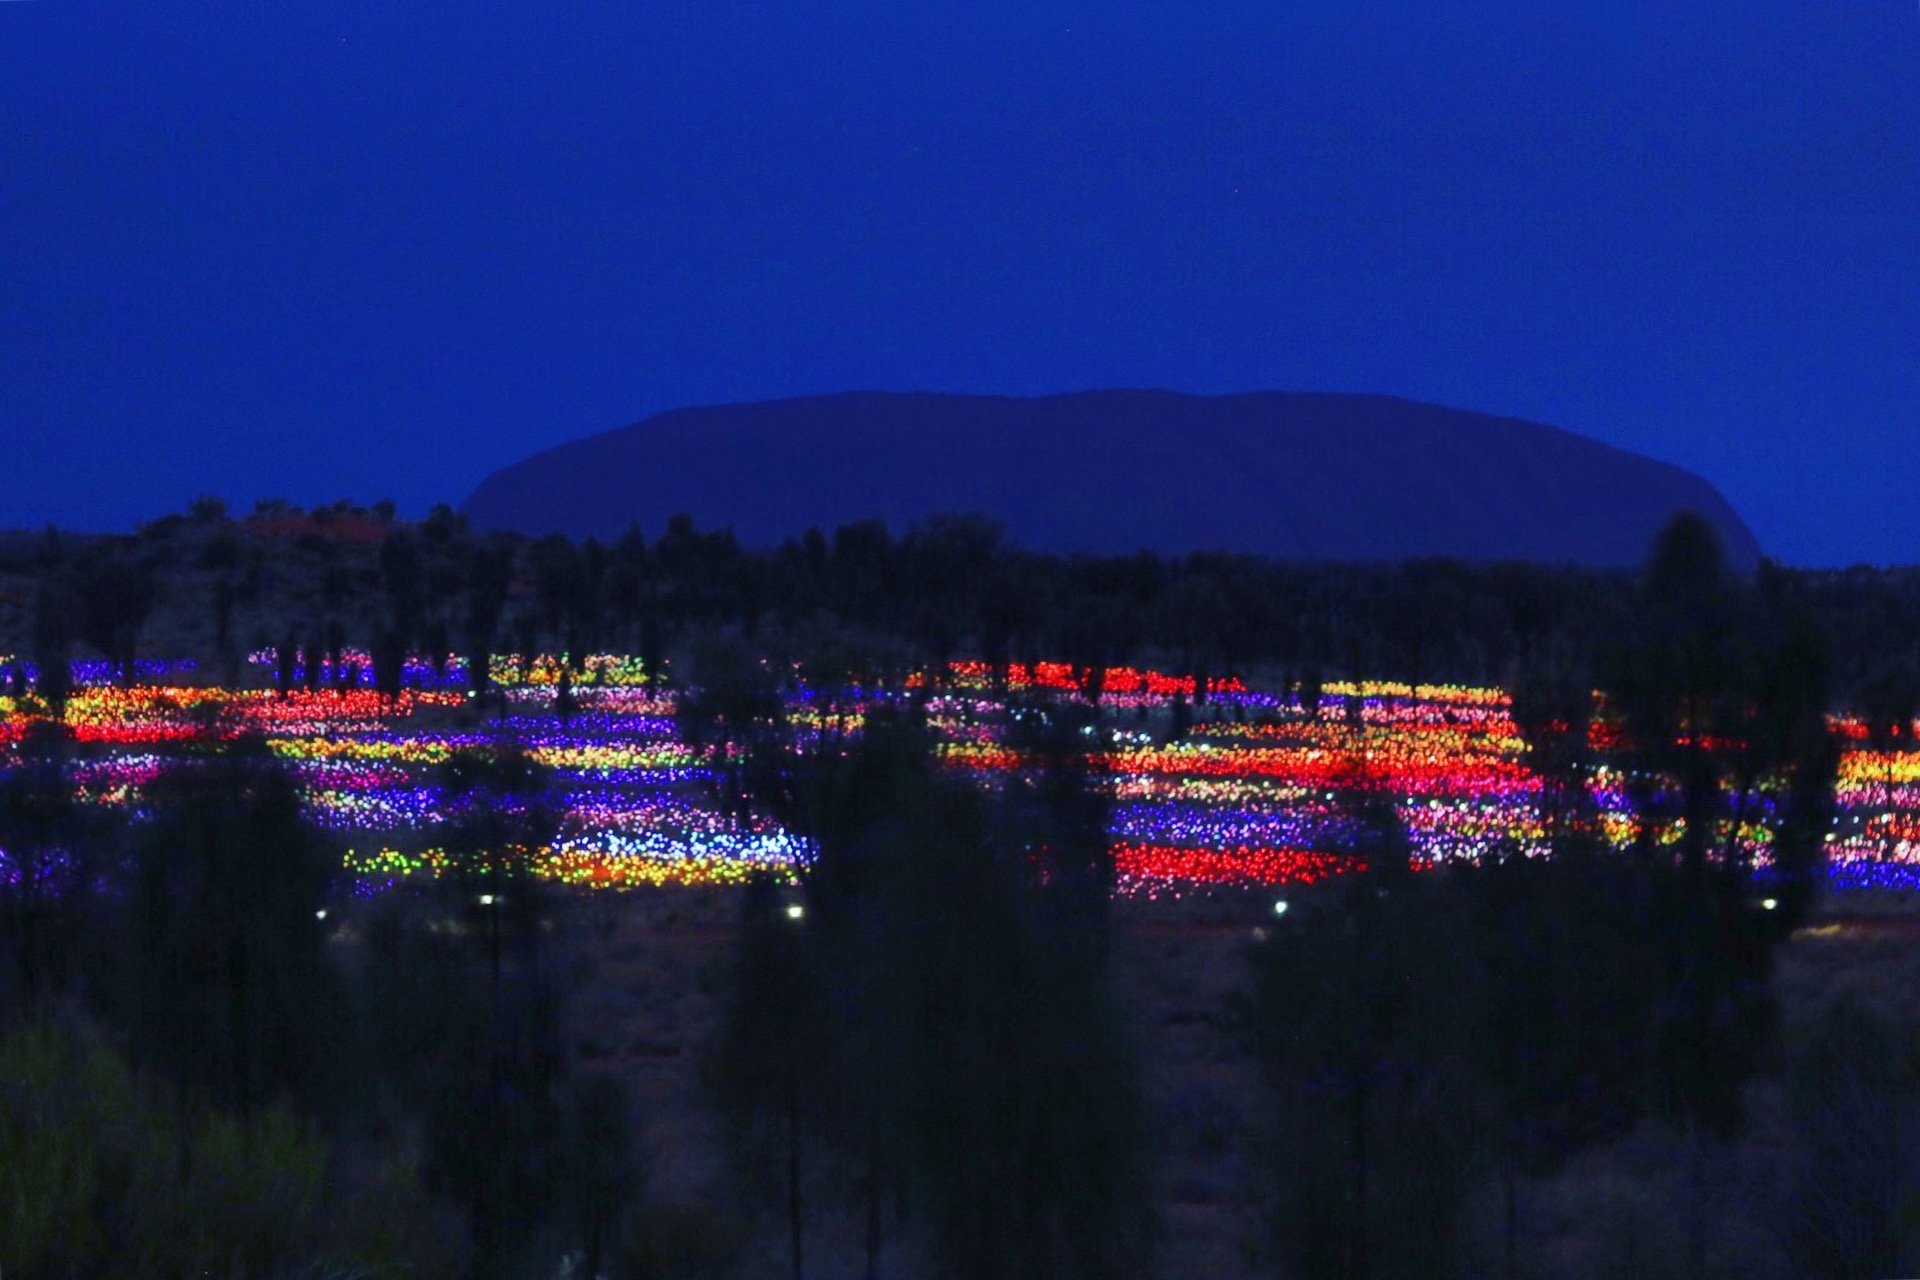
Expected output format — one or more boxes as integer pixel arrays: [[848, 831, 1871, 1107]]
[[1761, 898, 1779, 911], [478, 893, 497, 907], [786, 904, 805, 921], [1273, 899, 1290, 917]]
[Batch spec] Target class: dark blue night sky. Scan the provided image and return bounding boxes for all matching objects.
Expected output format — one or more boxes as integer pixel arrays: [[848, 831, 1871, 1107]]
[[3, 1, 1914, 565]]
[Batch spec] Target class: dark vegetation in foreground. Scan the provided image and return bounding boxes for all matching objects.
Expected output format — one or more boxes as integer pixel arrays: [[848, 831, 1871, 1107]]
[[2, 507, 1920, 1277]]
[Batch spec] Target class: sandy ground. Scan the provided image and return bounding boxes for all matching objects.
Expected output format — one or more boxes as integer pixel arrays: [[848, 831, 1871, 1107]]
[[559, 884, 1920, 1279]]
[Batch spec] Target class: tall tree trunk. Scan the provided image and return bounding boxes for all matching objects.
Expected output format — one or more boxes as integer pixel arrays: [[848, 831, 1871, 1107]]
[[787, 1078, 805, 1280], [229, 928, 252, 1122], [1505, 1158, 1520, 1280], [865, 1132, 883, 1280], [1687, 1119, 1708, 1280], [1351, 1085, 1370, 1280], [1888, 755, 1899, 865]]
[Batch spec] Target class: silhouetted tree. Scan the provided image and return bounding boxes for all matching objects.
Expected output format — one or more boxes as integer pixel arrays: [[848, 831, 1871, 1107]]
[[371, 626, 406, 701], [0, 721, 84, 1019], [677, 637, 787, 828], [1465, 846, 1662, 1278], [463, 539, 514, 703], [712, 704, 1150, 1280], [379, 527, 424, 644], [128, 738, 340, 1119], [29, 575, 74, 717], [1247, 787, 1490, 1280], [712, 874, 833, 1280], [1601, 515, 1839, 1277], [1855, 655, 1919, 864], [73, 555, 155, 686], [1300, 667, 1325, 721], [276, 628, 299, 695], [559, 1070, 645, 1278], [428, 740, 569, 1274], [1509, 652, 1598, 849]]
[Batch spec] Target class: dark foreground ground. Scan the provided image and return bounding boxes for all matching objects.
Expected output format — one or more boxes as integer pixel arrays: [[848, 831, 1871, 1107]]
[[561, 886, 1920, 1279]]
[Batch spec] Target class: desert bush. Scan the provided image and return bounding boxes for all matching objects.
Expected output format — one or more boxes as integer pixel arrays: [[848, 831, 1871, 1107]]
[[0, 1019, 327, 1279], [1780, 997, 1920, 1278], [0, 1017, 475, 1280]]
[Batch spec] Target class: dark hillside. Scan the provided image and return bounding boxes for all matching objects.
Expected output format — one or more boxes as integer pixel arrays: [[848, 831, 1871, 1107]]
[[464, 391, 1763, 569]]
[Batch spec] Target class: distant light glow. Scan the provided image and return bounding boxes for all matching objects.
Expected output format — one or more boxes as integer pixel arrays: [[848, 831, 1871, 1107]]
[[1, 653, 1911, 901]]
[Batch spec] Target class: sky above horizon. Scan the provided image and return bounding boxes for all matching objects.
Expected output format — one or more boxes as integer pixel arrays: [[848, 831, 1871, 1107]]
[[2, 2, 1915, 565]]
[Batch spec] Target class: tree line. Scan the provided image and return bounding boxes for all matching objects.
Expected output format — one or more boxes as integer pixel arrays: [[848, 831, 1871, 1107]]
[[3, 497, 1917, 716]]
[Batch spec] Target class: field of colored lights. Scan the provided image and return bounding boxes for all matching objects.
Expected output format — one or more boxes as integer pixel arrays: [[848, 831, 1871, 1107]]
[[1, 652, 1916, 899]]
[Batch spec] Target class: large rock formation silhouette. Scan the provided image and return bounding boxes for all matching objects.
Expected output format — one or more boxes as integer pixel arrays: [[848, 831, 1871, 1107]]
[[463, 390, 1762, 568]]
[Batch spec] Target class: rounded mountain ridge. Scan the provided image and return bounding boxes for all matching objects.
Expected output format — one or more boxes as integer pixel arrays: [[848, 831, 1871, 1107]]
[[462, 390, 1762, 569]]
